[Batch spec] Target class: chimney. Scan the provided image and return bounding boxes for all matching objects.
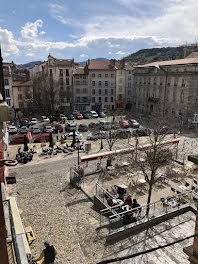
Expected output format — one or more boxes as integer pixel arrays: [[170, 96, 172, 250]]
[[86, 59, 90, 66]]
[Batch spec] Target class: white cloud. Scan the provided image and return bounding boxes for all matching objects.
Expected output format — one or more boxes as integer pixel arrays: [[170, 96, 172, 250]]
[[0, 27, 19, 56], [49, 4, 71, 25], [69, 34, 78, 39], [21, 19, 43, 39], [116, 51, 126, 55], [80, 54, 89, 58], [39, 31, 46, 36]]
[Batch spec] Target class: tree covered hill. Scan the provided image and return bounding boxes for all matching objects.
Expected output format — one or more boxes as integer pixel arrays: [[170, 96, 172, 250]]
[[124, 45, 198, 64]]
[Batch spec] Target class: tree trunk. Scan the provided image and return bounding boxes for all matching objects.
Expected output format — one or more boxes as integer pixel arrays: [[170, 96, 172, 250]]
[[146, 181, 153, 216]]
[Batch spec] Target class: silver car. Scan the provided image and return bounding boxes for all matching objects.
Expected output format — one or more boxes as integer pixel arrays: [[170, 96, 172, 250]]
[[19, 126, 28, 134], [43, 125, 53, 133], [87, 131, 106, 140], [8, 125, 18, 134]]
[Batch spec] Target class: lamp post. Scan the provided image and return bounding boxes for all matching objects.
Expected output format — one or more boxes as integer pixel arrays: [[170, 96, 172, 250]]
[[76, 139, 80, 167]]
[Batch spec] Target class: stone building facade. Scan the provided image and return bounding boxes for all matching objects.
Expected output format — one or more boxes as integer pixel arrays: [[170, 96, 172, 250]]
[[125, 64, 134, 109], [115, 60, 126, 110], [88, 60, 116, 111], [132, 54, 198, 122], [73, 65, 90, 112]]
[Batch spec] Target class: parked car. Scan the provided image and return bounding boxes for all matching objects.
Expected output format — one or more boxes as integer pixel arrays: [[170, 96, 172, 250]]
[[67, 114, 75, 120], [98, 112, 106, 118], [76, 113, 83, 120], [98, 120, 112, 130], [114, 129, 131, 139], [72, 110, 81, 117], [43, 125, 53, 133], [66, 132, 82, 140], [65, 123, 77, 132], [54, 124, 63, 133], [60, 114, 66, 122], [87, 131, 106, 140], [90, 111, 98, 118], [18, 126, 28, 134], [31, 126, 41, 134], [19, 119, 29, 128], [128, 119, 140, 128], [8, 125, 18, 134], [132, 128, 151, 137], [10, 134, 29, 144], [21, 117, 29, 122], [33, 133, 51, 143], [42, 116, 50, 123], [30, 118, 38, 125], [83, 113, 90, 119], [78, 124, 88, 132], [119, 120, 130, 128]]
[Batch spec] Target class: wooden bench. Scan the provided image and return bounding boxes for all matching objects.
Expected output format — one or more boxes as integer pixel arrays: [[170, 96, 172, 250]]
[[25, 226, 35, 245]]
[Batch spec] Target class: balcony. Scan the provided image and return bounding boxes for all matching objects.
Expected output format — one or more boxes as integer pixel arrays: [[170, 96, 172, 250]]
[[148, 96, 159, 103]]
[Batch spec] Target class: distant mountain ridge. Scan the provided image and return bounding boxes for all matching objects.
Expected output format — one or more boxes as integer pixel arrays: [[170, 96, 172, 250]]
[[124, 45, 198, 64], [17, 61, 42, 69]]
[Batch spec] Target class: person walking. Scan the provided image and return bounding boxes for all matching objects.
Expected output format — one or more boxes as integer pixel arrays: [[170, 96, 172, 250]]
[[33, 241, 57, 264]]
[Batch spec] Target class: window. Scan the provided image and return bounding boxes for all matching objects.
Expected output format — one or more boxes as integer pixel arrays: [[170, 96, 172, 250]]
[[92, 73, 95, 78], [118, 94, 122, 100], [83, 76, 86, 79], [6, 99, 11, 106], [83, 88, 87, 93], [105, 89, 108, 95], [99, 97, 102, 103], [182, 79, 185, 87], [60, 69, 63, 76], [60, 86, 64, 90], [92, 97, 95, 103], [105, 97, 108, 102], [75, 80, 80, 85], [173, 88, 176, 102], [105, 73, 108, 78], [92, 89, 95, 95], [82, 80, 87, 85], [160, 77, 163, 85], [66, 78, 69, 85], [76, 88, 80, 93], [119, 78, 122, 84], [18, 94, 23, 100], [83, 97, 88, 102], [99, 89, 101, 95], [92, 81, 95, 87], [111, 89, 114, 95], [19, 102, 24, 108], [105, 81, 108, 86], [174, 77, 178, 86], [119, 86, 122, 92], [75, 75, 80, 79], [5, 89, 10, 97], [111, 97, 113, 102], [49, 69, 53, 76], [66, 69, 69, 76], [119, 71, 122, 75], [98, 74, 102, 78], [111, 74, 114, 78], [61, 98, 64, 103], [180, 90, 184, 103], [99, 81, 101, 86], [18, 87, 21, 91], [4, 79, 9, 86], [128, 76, 131, 81], [76, 97, 80, 103]]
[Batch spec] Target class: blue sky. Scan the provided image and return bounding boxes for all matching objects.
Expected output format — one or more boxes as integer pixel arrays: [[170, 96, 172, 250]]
[[0, 0, 198, 63]]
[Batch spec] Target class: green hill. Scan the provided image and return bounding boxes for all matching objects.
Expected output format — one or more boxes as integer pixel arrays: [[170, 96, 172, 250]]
[[124, 45, 198, 64]]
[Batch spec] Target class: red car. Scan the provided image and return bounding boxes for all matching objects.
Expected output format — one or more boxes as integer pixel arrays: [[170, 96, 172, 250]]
[[119, 120, 130, 128], [33, 133, 51, 143], [76, 113, 83, 119], [53, 124, 63, 133], [21, 117, 30, 122], [10, 135, 29, 144]]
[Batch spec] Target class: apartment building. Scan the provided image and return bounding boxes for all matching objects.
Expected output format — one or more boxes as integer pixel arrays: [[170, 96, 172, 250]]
[[132, 53, 198, 122], [115, 60, 126, 110], [88, 60, 116, 111], [30, 54, 77, 114], [125, 64, 134, 109], [73, 65, 90, 112]]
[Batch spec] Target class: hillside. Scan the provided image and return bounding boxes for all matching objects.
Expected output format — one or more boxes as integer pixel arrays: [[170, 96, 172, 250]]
[[17, 61, 42, 69], [124, 45, 198, 64]]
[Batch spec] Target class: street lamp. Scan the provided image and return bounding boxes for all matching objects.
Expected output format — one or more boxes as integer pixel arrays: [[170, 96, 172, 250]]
[[76, 139, 80, 167]]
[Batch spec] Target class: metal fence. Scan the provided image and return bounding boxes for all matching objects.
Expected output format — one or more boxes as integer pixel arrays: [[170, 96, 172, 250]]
[[96, 183, 198, 231]]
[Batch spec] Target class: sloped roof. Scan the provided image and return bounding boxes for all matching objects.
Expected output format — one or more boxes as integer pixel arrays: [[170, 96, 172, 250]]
[[138, 57, 198, 68], [88, 60, 115, 70], [73, 66, 87, 75]]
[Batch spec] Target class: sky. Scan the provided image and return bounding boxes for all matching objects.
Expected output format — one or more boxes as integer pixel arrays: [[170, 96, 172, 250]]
[[0, 0, 198, 64]]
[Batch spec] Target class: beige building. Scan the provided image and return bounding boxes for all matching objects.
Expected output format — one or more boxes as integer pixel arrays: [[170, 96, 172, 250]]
[[115, 60, 126, 110], [73, 65, 90, 112], [12, 80, 33, 114], [88, 60, 116, 111], [30, 54, 78, 114], [125, 63, 134, 109], [132, 53, 198, 122]]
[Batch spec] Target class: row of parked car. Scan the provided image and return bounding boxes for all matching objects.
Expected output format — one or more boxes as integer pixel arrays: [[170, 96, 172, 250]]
[[67, 110, 106, 120]]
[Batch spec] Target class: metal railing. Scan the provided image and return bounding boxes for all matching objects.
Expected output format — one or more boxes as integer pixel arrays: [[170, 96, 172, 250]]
[[97, 184, 198, 231]]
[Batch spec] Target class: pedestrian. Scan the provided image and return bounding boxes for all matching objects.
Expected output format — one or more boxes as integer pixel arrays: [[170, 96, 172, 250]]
[[32, 241, 58, 264]]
